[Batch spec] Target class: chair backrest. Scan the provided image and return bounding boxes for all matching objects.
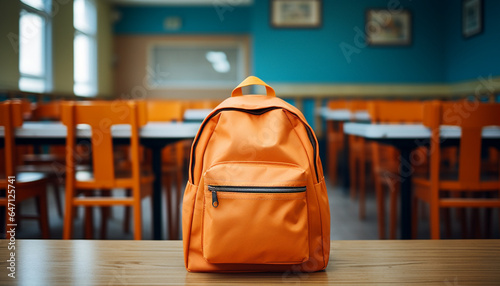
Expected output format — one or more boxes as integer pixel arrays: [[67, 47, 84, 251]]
[[328, 100, 347, 110], [0, 101, 24, 185], [61, 101, 143, 187], [368, 100, 424, 123], [347, 100, 367, 112], [32, 101, 62, 121], [145, 100, 185, 122], [423, 101, 500, 188], [368, 100, 426, 172], [185, 100, 221, 109]]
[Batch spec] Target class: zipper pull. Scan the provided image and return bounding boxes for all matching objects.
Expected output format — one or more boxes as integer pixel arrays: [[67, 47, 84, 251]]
[[212, 190, 219, 208]]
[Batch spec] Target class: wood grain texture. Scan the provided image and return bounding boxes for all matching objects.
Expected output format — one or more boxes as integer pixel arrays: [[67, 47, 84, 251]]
[[1, 240, 499, 285]]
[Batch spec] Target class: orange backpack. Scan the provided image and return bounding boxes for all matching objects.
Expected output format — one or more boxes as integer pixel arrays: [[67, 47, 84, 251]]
[[182, 76, 330, 272]]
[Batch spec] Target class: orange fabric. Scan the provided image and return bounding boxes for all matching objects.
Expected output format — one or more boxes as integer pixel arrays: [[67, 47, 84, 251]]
[[183, 76, 330, 272], [231, 75, 276, 97]]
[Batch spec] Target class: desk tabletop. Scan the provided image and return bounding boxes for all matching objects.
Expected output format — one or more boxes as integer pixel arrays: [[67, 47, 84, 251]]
[[344, 122, 500, 139], [183, 109, 212, 121], [0, 121, 200, 139], [319, 107, 370, 121], [2, 240, 499, 285]]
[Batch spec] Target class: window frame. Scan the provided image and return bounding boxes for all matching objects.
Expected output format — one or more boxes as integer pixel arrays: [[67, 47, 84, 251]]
[[19, 0, 53, 93], [73, 0, 98, 97]]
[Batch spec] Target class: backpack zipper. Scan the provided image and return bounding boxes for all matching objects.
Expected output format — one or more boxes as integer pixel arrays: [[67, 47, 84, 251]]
[[208, 185, 307, 208], [190, 107, 319, 183]]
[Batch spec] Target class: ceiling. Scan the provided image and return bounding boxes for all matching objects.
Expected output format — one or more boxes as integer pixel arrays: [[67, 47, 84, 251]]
[[108, 0, 253, 6]]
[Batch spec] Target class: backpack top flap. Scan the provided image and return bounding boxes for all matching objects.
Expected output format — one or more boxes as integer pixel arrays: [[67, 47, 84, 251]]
[[188, 76, 323, 186]]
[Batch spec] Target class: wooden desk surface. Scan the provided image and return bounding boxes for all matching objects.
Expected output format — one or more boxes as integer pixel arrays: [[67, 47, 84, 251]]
[[1, 240, 499, 285]]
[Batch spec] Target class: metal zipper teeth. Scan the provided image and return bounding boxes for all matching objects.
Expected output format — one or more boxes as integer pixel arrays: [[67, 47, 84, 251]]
[[190, 107, 319, 183], [208, 185, 306, 193]]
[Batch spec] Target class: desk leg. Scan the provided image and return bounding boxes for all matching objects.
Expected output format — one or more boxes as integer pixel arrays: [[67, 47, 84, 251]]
[[151, 146, 163, 240], [341, 132, 350, 194], [400, 148, 412, 239]]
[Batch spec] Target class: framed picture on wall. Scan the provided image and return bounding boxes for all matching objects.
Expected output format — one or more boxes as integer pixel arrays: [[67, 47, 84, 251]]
[[365, 9, 412, 46], [462, 0, 483, 38], [271, 0, 322, 28]]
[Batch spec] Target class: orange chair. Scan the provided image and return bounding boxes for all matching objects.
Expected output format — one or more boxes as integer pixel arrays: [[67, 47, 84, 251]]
[[184, 99, 221, 109], [141, 100, 186, 239], [413, 101, 500, 239], [346, 100, 373, 220], [21, 101, 66, 218], [32, 100, 62, 120], [61, 101, 154, 240], [326, 100, 347, 185], [368, 100, 426, 239], [0, 100, 50, 239]]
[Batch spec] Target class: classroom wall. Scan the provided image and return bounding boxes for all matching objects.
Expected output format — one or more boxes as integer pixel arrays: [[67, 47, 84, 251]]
[[252, 0, 446, 84], [97, 0, 114, 96], [113, 0, 447, 84], [114, 5, 251, 35], [52, 0, 74, 94], [0, 1, 21, 90], [444, 0, 500, 83], [113, 35, 250, 99]]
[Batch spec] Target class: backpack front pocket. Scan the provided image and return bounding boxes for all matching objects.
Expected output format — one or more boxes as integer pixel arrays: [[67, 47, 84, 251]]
[[202, 162, 309, 265]]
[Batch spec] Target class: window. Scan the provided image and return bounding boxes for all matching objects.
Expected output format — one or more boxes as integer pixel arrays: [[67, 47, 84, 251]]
[[19, 0, 52, 92], [148, 38, 248, 89], [74, 0, 97, 96]]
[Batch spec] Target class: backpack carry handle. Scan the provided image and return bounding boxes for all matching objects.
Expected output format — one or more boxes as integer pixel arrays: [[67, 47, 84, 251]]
[[231, 76, 276, 97]]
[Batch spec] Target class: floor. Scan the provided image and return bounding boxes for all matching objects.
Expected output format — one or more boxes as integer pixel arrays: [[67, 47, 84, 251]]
[[10, 177, 500, 240]]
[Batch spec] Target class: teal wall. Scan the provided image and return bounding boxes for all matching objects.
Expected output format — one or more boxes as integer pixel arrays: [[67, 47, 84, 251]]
[[251, 0, 446, 83], [113, 0, 500, 129], [444, 0, 500, 82], [115, 5, 251, 34], [114, 0, 447, 84]]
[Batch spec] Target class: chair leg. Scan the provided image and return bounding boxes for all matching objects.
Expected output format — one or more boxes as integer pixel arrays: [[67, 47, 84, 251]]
[[412, 197, 419, 239], [327, 122, 337, 184], [471, 192, 481, 239], [349, 152, 357, 200], [442, 208, 451, 239], [375, 181, 385, 239], [358, 150, 366, 220], [16, 204, 22, 232], [461, 208, 469, 239], [456, 192, 468, 238], [51, 177, 63, 218], [420, 201, 427, 220], [63, 190, 74, 240], [5, 204, 16, 240], [173, 170, 183, 240], [38, 193, 50, 239], [485, 206, 492, 239], [164, 175, 173, 239], [100, 206, 110, 239], [151, 196, 155, 238], [389, 188, 398, 240], [132, 187, 142, 240], [429, 201, 440, 239], [123, 189, 132, 233], [84, 206, 94, 239]]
